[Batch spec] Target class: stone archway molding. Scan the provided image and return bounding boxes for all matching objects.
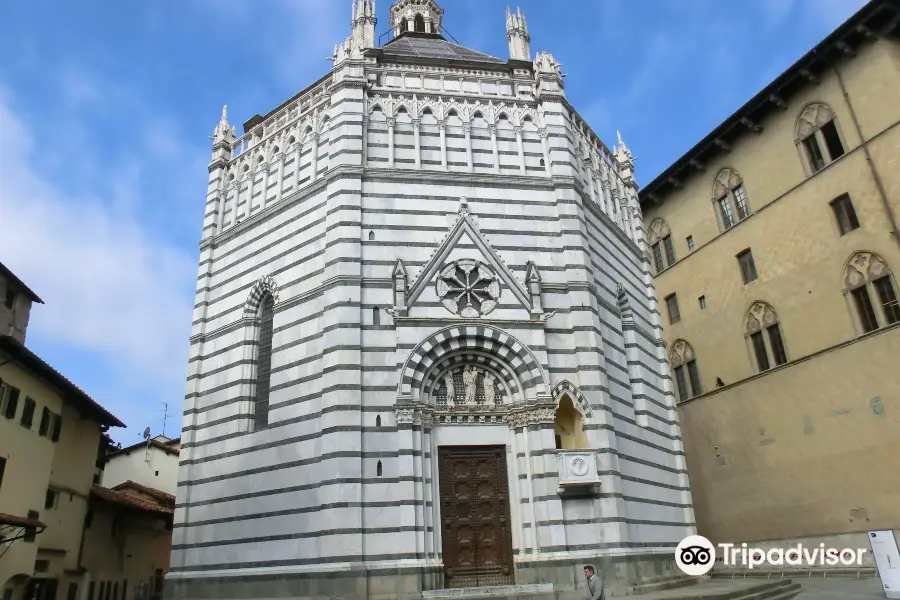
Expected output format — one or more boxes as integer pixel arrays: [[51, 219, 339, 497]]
[[551, 380, 593, 418], [398, 324, 549, 401], [395, 323, 554, 429]]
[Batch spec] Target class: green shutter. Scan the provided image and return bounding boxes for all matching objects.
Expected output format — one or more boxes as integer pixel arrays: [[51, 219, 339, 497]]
[[51, 414, 63, 442], [4, 387, 19, 419]]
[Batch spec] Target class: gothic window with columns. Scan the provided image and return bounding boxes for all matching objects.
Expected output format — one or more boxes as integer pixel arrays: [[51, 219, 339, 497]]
[[414, 13, 426, 32], [647, 218, 676, 273], [669, 339, 701, 402], [254, 294, 275, 429], [796, 103, 846, 175], [744, 302, 788, 373], [843, 251, 900, 334], [712, 167, 751, 231]]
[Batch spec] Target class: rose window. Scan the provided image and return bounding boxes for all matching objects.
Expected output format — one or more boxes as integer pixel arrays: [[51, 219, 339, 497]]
[[436, 260, 501, 317]]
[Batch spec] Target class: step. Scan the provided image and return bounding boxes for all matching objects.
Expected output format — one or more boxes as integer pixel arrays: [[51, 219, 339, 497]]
[[422, 583, 555, 599], [619, 579, 797, 600], [710, 566, 877, 579], [619, 575, 699, 596]]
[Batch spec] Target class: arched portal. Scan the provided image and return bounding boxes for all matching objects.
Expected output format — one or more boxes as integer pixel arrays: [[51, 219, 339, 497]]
[[397, 324, 550, 404]]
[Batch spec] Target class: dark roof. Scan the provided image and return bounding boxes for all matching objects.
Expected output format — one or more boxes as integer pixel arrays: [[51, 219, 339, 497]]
[[98, 437, 180, 464], [0, 512, 45, 529], [90, 485, 174, 516], [639, 0, 900, 207], [240, 32, 507, 135], [0, 335, 124, 428], [380, 32, 505, 65], [0, 260, 43, 304], [112, 481, 176, 505]]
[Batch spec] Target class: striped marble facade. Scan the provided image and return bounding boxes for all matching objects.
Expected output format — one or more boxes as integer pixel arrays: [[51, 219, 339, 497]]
[[169, 3, 695, 596]]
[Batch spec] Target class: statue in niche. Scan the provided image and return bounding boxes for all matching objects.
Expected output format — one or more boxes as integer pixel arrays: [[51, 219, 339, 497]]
[[483, 372, 496, 405], [463, 365, 478, 405], [443, 373, 456, 405]]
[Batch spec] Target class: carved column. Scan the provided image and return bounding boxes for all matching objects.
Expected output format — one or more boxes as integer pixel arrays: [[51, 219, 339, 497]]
[[539, 128, 551, 176], [387, 117, 396, 168], [439, 121, 448, 170], [291, 142, 302, 192], [310, 133, 320, 182], [464, 122, 473, 172], [258, 162, 269, 212], [515, 126, 526, 174], [273, 153, 285, 206], [361, 116, 368, 166], [215, 188, 225, 232], [413, 118, 422, 169], [489, 124, 500, 173], [244, 171, 254, 219]]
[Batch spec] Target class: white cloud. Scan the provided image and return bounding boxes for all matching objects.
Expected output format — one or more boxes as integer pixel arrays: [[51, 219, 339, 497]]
[[0, 89, 197, 399]]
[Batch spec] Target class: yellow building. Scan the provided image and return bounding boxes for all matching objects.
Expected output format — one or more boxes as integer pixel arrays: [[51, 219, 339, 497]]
[[640, 0, 900, 554], [0, 334, 124, 600], [81, 480, 174, 600]]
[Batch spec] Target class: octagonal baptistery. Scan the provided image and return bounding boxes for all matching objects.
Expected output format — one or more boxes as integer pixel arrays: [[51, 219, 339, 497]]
[[168, 1, 696, 599]]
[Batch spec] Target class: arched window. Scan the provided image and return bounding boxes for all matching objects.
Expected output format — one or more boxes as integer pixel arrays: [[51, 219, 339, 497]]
[[669, 339, 701, 402], [375, 415, 382, 428], [712, 168, 751, 230], [744, 302, 788, 373], [368, 230, 375, 241], [843, 251, 900, 334], [796, 103, 846, 175], [255, 294, 275, 429], [647, 218, 676, 273], [414, 13, 426, 32], [373, 306, 381, 326], [376, 461, 383, 477], [554, 395, 587, 449]]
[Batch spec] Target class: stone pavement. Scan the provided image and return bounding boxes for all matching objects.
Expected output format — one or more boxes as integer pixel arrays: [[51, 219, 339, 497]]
[[794, 577, 887, 599], [620, 576, 888, 599]]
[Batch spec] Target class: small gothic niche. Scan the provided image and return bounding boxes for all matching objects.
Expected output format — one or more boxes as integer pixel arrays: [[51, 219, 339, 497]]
[[375, 415, 382, 428], [376, 461, 383, 477], [368, 230, 375, 241]]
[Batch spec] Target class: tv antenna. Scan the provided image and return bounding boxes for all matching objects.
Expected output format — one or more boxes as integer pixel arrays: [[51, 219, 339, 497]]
[[161, 402, 170, 438]]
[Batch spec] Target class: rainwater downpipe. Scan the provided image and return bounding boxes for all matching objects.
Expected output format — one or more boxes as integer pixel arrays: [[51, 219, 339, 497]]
[[815, 48, 900, 251]]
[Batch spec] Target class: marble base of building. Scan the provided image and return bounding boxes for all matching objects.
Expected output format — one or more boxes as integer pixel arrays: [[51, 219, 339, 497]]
[[164, 553, 682, 600]]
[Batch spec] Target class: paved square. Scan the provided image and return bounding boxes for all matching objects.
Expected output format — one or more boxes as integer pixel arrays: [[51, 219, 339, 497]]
[[796, 578, 886, 599]]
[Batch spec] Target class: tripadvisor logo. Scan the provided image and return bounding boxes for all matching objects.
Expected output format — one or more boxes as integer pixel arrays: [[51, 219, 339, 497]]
[[674, 535, 869, 577], [675, 535, 716, 576]]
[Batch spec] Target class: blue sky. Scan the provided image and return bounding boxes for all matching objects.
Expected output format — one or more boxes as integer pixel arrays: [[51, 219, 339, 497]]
[[0, 0, 865, 444]]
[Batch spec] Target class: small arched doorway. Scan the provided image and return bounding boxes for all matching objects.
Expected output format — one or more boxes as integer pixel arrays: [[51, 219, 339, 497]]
[[554, 395, 587, 449]]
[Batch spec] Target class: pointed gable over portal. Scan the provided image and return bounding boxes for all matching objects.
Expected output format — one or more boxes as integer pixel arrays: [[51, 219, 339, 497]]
[[404, 198, 532, 319]]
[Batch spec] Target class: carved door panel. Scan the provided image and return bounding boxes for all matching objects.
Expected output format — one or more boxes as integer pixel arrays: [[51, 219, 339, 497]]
[[439, 446, 514, 588]]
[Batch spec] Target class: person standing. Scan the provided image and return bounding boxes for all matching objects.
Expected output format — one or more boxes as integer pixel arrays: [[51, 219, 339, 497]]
[[584, 565, 604, 600]]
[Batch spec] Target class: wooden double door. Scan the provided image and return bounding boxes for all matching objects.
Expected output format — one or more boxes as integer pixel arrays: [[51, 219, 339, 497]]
[[438, 445, 514, 588]]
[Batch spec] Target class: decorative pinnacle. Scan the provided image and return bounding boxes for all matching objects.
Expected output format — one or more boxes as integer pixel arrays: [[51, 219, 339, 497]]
[[458, 197, 469, 215]]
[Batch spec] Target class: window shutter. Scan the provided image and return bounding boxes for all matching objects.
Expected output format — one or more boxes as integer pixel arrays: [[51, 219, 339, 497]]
[[39, 406, 51, 436], [4, 387, 19, 419], [51, 414, 63, 442], [21, 398, 36, 428]]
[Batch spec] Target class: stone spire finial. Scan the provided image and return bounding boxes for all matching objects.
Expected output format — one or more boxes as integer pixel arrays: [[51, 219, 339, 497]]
[[506, 5, 531, 61], [352, 0, 377, 49], [615, 131, 634, 165], [211, 104, 235, 147]]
